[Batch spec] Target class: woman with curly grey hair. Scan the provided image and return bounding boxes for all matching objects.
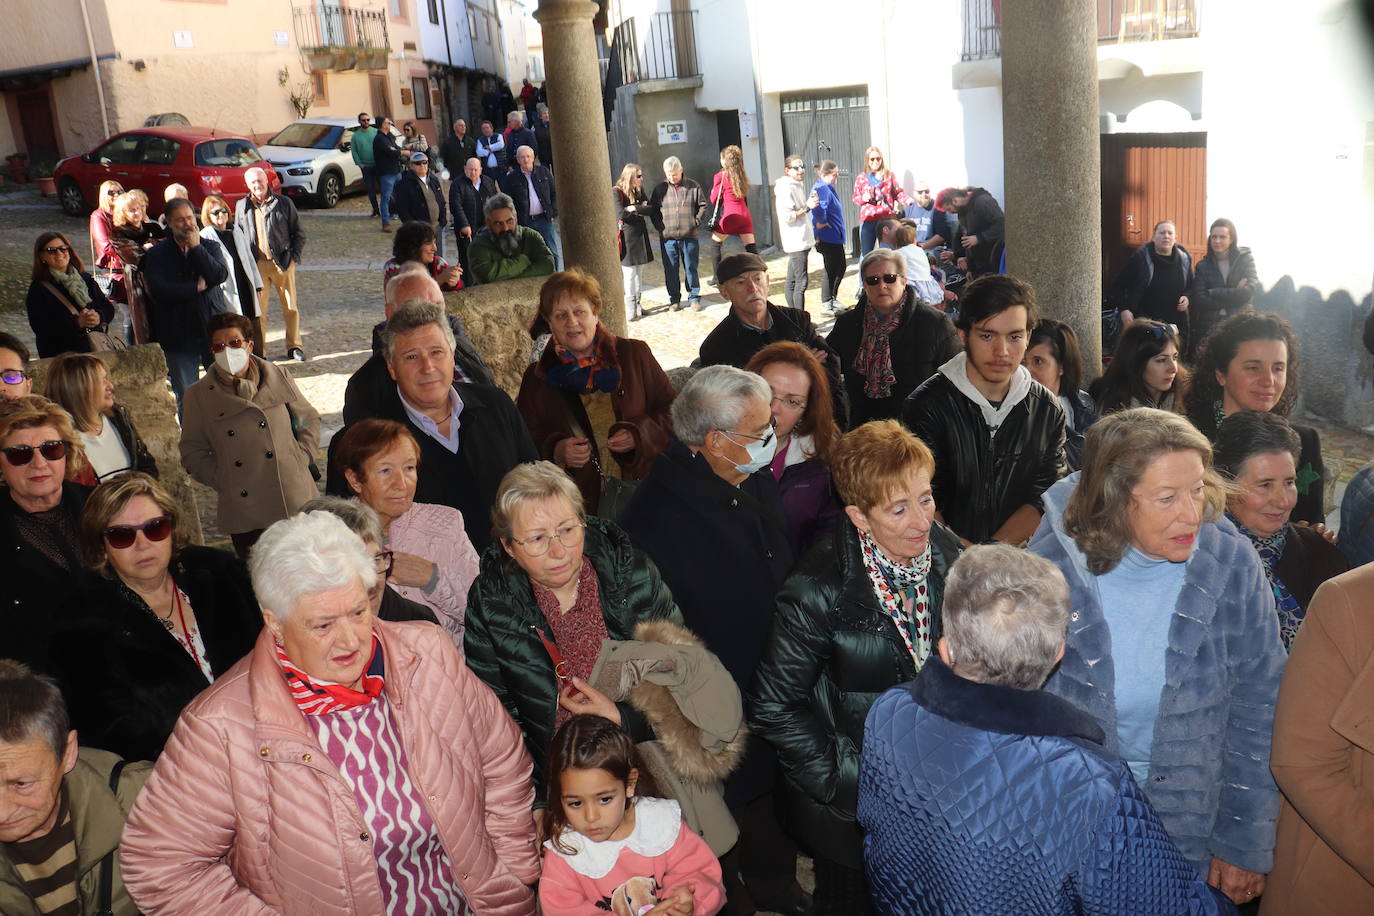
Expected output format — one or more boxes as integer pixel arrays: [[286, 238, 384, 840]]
[[1030, 407, 1287, 907]]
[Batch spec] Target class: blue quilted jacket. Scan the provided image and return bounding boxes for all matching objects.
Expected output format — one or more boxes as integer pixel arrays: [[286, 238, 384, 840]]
[[1030, 474, 1285, 876], [858, 658, 1236, 915]]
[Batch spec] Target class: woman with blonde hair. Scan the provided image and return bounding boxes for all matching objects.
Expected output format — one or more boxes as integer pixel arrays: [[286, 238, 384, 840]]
[[110, 189, 162, 343], [613, 163, 654, 322], [200, 193, 262, 336], [852, 145, 912, 256], [1030, 407, 1287, 906], [89, 179, 125, 295], [43, 352, 156, 483], [707, 144, 755, 284]]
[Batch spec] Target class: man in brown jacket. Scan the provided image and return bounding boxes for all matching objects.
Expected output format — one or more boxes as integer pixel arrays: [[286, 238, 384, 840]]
[[1265, 563, 1374, 914]]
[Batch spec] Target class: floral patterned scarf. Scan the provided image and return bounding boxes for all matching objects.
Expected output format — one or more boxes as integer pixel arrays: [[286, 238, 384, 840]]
[[858, 528, 933, 669], [852, 302, 902, 399], [1227, 513, 1303, 651]]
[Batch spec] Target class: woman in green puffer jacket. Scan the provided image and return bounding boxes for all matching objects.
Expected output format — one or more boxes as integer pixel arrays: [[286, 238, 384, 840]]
[[464, 460, 683, 807]]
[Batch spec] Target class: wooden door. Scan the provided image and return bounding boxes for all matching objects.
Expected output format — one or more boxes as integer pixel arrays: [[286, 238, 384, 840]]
[[780, 86, 870, 256], [369, 74, 389, 121], [16, 88, 59, 158], [1101, 132, 1207, 283]]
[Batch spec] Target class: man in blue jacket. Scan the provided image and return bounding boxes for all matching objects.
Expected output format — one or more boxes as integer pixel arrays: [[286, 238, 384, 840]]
[[858, 544, 1234, 915]]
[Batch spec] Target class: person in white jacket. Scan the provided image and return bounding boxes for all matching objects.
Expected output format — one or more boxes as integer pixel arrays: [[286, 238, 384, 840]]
[[774, 156, 818, 310]]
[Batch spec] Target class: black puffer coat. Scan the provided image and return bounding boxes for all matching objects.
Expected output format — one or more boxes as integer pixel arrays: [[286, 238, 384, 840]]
[[826, 288, 961, 428], [749, 518, 961, 867], [901, 368, 1066, 543], [462, 516, 683, 805], [1188, 246, 1258, 346]]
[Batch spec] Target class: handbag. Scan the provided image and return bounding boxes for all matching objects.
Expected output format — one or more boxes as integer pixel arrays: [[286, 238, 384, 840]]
[[43, 280, 126, 352], [706, 189, 724, 233]]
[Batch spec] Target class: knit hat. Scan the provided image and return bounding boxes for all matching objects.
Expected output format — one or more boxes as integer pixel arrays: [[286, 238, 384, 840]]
[[715, 253, 768, 286]]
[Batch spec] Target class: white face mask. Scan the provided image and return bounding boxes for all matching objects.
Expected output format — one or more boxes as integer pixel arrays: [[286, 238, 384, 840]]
[[214, 346, 250, 375]]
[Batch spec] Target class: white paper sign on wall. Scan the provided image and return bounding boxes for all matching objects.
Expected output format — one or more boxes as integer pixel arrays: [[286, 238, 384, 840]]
[[173, 30, 194, 48], [273, 30, 290, 47], [657, 121, 687, 145], [739, 112, 757, 140]]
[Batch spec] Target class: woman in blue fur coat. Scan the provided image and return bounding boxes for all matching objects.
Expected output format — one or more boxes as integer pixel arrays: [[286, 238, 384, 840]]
[[1029, 407, 1286, 908]]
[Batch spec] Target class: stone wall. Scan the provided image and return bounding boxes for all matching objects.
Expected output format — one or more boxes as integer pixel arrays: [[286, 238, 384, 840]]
[[447, 276, 547, 397], [30, 344, 204, 545]]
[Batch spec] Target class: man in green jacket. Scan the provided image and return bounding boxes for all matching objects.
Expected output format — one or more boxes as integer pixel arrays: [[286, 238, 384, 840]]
[[468, 192, 555, 283], [0, 660, 151, 916], [350, 111, 380, 218]]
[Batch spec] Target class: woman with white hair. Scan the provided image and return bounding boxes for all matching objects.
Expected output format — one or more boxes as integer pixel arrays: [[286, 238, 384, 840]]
[[859, 545, 1231, 913], [119, 511, 540, 915]]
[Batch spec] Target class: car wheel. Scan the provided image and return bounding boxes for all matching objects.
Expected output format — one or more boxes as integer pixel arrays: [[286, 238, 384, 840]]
[[317, 171, 342, 209], [58, 179, 88, 217]]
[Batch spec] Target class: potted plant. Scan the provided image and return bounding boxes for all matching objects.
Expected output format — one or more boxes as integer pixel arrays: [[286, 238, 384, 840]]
[[357, 48, 388, 70], [305, 46, 336, 70], [6, 152, 27, 183], [29, 156, 56, 196]]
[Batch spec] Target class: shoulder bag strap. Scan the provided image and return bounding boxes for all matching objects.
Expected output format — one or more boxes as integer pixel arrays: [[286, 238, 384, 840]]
[[42, 280, 82, 317], [94, 759, 128, 916]]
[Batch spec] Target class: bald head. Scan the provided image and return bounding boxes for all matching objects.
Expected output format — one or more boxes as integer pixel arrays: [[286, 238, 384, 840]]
[[163, 183, 189, 202], [384, 266, 444, 318], [245, 167, 269, 202]]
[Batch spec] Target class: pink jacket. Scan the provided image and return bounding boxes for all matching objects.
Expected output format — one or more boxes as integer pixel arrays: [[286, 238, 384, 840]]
[[387, 501, 481, 645], [120, 620, 539, 915]]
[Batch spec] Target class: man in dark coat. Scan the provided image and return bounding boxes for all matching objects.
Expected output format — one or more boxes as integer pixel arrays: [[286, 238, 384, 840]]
[[533, 106, 554, 171], [143, 198, 229, 414], [389, 152, 450, 258], [902, 274, 1065, 545], [619, 366, 811, 916], [233, 167, 307, 360], [448, 157, 499, 285], [343, 267, 494, 423], [331, 301, 534, 551], [935, 185, 1005, 278], [499, 144, 559, 266], [438, 118, 477, 175], [699, 252, 848, 428], [502, 111, 536, 168]]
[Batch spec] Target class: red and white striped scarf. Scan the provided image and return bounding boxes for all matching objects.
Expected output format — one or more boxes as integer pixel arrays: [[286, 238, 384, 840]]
[[274, 637, 385, 716]]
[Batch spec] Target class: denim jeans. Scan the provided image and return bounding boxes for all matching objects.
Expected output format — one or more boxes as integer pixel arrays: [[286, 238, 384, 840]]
[[527, 214, 560, 268], [360, 164, 379, 214], [859, 220, 880, 257], [166, 349, 205, 420], [660, 237, 701, 303], [785, 249, 810, 310], [378, 171, 400, 227]]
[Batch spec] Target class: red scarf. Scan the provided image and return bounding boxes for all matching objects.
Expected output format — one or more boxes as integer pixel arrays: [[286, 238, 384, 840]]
[[274, 637, 385, 715]]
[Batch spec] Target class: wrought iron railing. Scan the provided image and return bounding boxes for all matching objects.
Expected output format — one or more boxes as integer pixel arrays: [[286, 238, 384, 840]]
[[294, 2, 389, 54], [961, 0, 1200, 61], [612, 10, 699, 84]]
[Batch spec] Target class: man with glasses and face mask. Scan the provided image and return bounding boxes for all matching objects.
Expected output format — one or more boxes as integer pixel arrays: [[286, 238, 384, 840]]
[[467, 192, 555, 283], [180, 312, 320, 558], [142, 198, 229, 415]]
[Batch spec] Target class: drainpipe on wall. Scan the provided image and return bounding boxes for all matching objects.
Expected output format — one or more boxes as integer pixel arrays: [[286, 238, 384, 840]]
[[78, 0, 111, 137]]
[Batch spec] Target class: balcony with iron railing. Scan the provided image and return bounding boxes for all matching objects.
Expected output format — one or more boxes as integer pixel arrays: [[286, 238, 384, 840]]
[[611, 10, 700, 86], [293, 2, 390, 72], [961, 0, 1200, 61]]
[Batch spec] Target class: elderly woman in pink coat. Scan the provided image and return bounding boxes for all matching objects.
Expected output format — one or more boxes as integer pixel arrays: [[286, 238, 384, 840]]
[[119, 511, 539, 915]]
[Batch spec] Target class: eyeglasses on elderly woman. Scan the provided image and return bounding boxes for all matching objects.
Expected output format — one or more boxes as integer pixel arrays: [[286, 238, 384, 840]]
[[2, 440, 68, 466], [508, 520, 585, 557]]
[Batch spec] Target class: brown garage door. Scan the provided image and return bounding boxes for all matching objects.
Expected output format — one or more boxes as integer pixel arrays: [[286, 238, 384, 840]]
[[1101, 132, 1207, 284]]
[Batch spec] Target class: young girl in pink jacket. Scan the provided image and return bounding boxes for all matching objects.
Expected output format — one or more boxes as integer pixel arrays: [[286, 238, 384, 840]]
[[538, 716, 725, 916]]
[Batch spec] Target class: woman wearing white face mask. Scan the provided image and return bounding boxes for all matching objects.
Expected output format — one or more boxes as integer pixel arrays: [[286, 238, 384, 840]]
[[179, 313, 321, 558]]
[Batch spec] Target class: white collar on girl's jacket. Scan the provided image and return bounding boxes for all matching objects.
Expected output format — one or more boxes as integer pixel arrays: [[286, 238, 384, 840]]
[[544, 796, 684, 878]]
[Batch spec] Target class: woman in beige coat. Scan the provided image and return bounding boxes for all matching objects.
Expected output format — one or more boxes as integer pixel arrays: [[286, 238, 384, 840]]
[[179, 312, 320, 557], [1264, 562, 1374, 914]]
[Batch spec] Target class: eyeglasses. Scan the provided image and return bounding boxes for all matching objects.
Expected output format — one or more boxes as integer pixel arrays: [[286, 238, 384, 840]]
[[509, 521, 585, 557], [1, 440, 68, 466], [360, 117, 371, 123], [103, 516, 173, 549], [863, 273, 901, 286], [771, 395, 807, 411], [373, 549, 394, 576], [105, 188, 124, 196], [1, 369, 29, 385], [718, 420, 776, 450], [209, 337, 248, 354], [788, 164, 805, 170], [43, 245, 70, 255], [868, 156, 883, 162], [210, 208, 229, 217]]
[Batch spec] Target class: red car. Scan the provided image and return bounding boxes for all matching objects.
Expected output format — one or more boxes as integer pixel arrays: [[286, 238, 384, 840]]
[[54, 127, 281, 217]]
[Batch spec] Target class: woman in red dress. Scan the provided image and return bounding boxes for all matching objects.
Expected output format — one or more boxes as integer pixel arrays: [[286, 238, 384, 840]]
[[707, 144, 757, 285]]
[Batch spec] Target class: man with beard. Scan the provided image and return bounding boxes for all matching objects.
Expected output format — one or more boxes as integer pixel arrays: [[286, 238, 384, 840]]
[[143, 197, 229, 415], [448, 157, 499, 285], [498, 145, 558, 266], [467, 192, 555, 283]]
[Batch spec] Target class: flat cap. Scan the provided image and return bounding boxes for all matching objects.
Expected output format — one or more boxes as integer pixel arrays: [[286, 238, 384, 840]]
[[716, 252, 768, 285]]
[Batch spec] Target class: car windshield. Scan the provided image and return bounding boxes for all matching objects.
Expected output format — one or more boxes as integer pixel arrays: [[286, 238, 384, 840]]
[[266, 124, 344, 150], [195, 139, 265, 167]]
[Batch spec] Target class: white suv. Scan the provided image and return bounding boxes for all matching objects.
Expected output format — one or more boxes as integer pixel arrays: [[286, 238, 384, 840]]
[[259, 118, 365, 209]]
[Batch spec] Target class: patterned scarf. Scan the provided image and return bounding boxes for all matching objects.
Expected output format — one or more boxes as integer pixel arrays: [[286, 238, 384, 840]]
[[275, 636, 385, 715], [545, 328, 622, 394], [853, 301, 902, 399], [858, 528, 933, 669], [1227, 513, 1303, 651]]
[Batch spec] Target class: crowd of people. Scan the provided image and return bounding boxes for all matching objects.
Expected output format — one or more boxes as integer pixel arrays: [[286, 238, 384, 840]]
[[6, 121, 1374, 916]]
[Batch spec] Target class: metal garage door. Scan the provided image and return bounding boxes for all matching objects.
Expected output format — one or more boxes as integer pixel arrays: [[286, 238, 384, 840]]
[[780, 86, 870, 256]]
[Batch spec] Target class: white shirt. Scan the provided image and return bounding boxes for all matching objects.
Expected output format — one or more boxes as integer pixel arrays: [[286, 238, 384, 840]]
[[82, 417, 132, 481], [524, 169, 543, 217], [398, 385, 463, 454]]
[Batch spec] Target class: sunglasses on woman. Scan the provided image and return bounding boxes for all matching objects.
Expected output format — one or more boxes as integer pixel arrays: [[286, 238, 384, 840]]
[[103, 516, 173, 549], [1, 440, 68, 466], [210, 208, 229, 217], [43, 245, 70, 255], [209, 337, 248, 354], [863, 273, 900, 286]]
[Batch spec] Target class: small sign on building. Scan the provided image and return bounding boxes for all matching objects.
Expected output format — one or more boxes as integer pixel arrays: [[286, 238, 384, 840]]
[[172, 30, 194, 48], [739, 112, 757, 140], [273, 30, 289, 47], [657, 121, 687, 145]]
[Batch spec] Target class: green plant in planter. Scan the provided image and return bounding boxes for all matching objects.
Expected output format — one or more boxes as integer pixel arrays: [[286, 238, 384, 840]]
[[29, 156, 56, 179], [5, 152, 27, 164]]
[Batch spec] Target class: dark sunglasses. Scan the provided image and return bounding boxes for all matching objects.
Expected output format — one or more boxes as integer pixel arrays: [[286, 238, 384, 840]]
[[103, 516, 173, 549], [210, 208, 229, 217], [1, 440, 67, 466], [1, 369, 29, 385], [43, 245, 70, 254], [209, 337, 248, 354], [863, 273, 900, 286]]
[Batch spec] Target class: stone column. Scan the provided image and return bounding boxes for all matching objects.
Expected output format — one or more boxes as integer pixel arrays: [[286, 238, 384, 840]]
[[1001, 0, 1102, 368], [535, 0, 625, 335]]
